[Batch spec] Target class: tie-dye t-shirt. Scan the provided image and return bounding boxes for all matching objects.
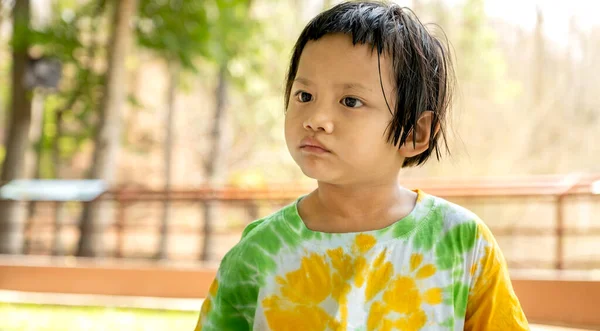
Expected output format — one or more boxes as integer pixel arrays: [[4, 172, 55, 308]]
[[195, 190, 529, 331]]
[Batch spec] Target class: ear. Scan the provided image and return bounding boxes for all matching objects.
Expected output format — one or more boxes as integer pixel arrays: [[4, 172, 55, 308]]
[[398, 111, 438, 158]]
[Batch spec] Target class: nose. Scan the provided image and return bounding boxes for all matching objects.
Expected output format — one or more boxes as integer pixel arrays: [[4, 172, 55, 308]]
[[303, 107, 334, 134]]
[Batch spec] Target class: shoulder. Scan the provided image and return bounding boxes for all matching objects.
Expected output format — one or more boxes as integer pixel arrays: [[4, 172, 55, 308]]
[[414, 193, 495, 260], [425, 193, 490, 239], [218, 200, 301, 277], [210, 201, 301, 321], [422, 193, 506, 272], [238, 200, 299, 249]]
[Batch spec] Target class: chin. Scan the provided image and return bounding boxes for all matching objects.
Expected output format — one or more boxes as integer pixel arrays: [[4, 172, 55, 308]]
[[298, 164, 341, 184], [300, 165, 331, 181], [299, 166, 325, 180]]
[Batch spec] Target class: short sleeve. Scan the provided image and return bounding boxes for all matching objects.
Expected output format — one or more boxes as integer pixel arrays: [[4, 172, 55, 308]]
[[464, 221, 529, 331]]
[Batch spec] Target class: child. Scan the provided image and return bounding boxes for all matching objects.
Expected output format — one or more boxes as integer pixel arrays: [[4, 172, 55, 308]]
[[196, 1, 529, 330]]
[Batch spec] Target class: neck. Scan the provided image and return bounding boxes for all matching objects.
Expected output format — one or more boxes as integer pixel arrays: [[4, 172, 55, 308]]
[[301, 177, 417, 232]]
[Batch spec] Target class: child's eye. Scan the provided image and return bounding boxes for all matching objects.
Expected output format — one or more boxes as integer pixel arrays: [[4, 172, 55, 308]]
[[295, 91, 313, 103], [341, 97, 363, 108]]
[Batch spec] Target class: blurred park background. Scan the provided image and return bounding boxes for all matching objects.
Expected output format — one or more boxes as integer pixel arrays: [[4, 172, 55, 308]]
[[0, 0, 598, 330]]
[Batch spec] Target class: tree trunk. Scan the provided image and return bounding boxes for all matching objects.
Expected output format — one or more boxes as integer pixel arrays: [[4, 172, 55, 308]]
[[77, 0, 138, 257], [201, 64, 229, 262], [51, 109, 66, 255], [156, 61, 178, 260], [23, 92, 46, 253], [0, 0, 32, 255], [27, 93, 46, 180]]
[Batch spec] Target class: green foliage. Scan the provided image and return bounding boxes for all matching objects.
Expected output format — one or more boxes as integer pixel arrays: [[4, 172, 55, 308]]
[[29, 14, 82, 62], [136, 0, 257, 69], [136, 0, 210, 70], [27, 0, 108, 177], [208, 0, 257, 64], [35, 0, 271, 165], [135, 0, 283, 183]]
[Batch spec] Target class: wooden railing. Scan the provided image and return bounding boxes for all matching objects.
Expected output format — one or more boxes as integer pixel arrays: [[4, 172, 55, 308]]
[[12, 174, 600, 269]]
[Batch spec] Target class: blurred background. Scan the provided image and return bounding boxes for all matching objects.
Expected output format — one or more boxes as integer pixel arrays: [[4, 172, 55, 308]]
[[0, 0, 598, 330]]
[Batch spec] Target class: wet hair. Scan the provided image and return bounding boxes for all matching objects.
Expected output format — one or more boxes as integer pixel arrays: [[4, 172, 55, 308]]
[[284, 1, 455, 167]]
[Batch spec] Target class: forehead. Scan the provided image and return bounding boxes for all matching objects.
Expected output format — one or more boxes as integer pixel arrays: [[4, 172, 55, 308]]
[[296, 33, 394, 88]]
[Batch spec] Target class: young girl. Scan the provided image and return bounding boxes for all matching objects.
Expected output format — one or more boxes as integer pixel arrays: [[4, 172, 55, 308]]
[[196, 2, 529, 330]]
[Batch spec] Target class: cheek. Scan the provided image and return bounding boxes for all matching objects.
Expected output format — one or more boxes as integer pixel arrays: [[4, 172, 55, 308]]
[[284, 112, 294, 129], [349, 121, 394, 156], [285, 107, 305, 129], [284, 112, 300, 142]]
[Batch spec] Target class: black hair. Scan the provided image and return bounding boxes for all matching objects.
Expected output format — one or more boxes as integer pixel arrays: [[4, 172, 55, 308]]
[[284, 1, 455, 167]]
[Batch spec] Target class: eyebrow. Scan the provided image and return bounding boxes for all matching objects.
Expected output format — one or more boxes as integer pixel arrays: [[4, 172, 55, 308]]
[[294, 77, 373, 92]]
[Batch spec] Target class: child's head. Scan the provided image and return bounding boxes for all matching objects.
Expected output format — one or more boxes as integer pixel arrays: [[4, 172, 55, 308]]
[[284, 1, 454, 185]]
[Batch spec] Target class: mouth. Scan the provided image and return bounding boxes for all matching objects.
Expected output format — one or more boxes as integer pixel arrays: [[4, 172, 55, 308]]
[[299, 138, 331, 154], [300, 145, 330, 154]]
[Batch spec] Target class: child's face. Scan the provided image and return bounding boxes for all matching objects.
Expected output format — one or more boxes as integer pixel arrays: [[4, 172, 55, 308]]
[[285, 33, 405, 185]]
